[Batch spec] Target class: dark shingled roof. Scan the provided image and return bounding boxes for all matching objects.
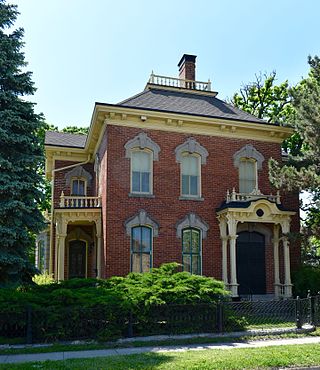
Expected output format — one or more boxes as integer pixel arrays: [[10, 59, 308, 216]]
[[119, 88, 266, 124], [45, 131, 87, 148]]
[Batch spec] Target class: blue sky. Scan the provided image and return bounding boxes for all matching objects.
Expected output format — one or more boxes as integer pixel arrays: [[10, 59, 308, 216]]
[[14, 0, 320, 129]]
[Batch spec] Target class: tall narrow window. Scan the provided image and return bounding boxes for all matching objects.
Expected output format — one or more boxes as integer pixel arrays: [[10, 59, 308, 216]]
[[182, 228, 201, 275], [181, 154, 200, 197], [131, 226, 152, 272], [131, 150, 152, 194], [71, 179, 86, 195], [239, 158, 257, 193]]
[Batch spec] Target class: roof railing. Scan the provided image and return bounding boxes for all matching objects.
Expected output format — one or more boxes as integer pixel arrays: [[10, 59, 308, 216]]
[[148, 73, 211, 92]]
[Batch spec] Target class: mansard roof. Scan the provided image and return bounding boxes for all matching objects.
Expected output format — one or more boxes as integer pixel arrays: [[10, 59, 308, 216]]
[[118, 86, 266, 124]]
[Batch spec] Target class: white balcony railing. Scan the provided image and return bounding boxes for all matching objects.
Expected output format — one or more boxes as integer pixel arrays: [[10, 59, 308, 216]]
[[59, 192, 101, 208], [148, 73, 212, 92], [226, 188, 281, 204]]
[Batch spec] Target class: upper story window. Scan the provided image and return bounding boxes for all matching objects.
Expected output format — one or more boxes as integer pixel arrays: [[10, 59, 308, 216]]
[[175, 137, 208, 200], [239, 158, 257, 193], [71, 178, 86, 196], [65, 165, 92, 196], [233, 144, 264, 194], [125, 132, 160, 196], [182, 228, 201, 275], [131, 150, 152, 194], [181, 153, 200, 197]]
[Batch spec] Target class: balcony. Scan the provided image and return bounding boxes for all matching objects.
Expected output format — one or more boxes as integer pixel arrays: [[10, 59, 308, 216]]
[[59, 191, 101, 208], [226, 188, 281, 204], [148, 73, 212, 92]]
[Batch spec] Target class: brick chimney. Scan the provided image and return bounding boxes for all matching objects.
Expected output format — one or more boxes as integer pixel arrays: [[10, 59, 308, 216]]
[[178, 54, 196, 81]]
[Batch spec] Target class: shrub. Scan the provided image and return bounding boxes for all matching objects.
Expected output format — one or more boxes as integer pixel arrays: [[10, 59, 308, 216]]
[[292, 266, 320, 297], [32, 272, 54, 285], [0, 263, 232, 342]]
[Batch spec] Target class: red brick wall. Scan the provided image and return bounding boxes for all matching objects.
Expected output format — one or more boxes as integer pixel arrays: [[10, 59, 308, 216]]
[[53, 160, 95, 208], [101, 124, 300, 280]]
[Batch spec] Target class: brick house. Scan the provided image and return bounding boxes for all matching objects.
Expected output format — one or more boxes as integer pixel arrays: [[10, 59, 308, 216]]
[[42, 54, 299, 299]]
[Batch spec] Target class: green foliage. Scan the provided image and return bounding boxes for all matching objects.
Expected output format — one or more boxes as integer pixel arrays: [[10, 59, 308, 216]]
[[230, 71, 301, 155], [62, 126, 89, 135], [269, 56, 320, 263], [0, 263, 233, 342], [292, 266, 320, 297], [32, 272, 54, 285], [0, 0, 45, 286]]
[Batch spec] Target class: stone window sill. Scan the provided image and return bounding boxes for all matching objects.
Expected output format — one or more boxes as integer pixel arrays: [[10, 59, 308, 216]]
[[179, 196, 204, 202], [129, 193, 155, 199]]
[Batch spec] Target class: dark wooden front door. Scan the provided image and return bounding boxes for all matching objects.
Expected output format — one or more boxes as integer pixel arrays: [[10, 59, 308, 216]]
[[236, 231, 266, 295], [69, 240, 86, 278]]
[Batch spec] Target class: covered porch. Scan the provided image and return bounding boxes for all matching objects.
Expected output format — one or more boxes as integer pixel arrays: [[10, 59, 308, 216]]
[[217, 191, 296, 299]]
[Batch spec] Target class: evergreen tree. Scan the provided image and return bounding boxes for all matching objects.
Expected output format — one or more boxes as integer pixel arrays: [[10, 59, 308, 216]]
[[0, 0, 44, 285], [269, 56, 320, 264]]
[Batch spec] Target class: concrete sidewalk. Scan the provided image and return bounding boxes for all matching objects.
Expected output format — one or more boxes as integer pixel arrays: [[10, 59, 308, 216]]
[[1, 336, 320, 364]]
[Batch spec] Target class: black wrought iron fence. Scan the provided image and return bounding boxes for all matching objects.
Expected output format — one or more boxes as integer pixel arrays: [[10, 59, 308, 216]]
[[1, 295, 319, 344]]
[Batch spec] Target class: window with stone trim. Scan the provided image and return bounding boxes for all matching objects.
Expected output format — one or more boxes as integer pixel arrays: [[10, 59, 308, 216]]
[[131, 226, 152, 273], [131, 149, 152, 194], [175, 137, 208, 199], [239, 158, 257, 193], [181, 153, 201, 197], [71, 178, 86, 196], [233, 144, 264, 194], [182, 228, 201, 275], [124, 132, 160, 196]]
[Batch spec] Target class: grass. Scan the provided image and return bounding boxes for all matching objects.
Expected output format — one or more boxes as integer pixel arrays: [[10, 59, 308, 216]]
[[1, 343, 320, 369], [0, 328, 319, 356]]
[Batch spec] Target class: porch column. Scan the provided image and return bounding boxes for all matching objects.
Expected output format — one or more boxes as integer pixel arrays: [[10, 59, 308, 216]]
[[273, 224, 281, 297], [95, 219, 102, 278], [281, 220, 292, 297], [218, 217, 228, 286], [227, 216, 239, 297], [56, 216, 67, 281]]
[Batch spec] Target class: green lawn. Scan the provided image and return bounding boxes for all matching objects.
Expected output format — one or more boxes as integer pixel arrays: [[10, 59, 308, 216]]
[[2, 343, 320, 370]]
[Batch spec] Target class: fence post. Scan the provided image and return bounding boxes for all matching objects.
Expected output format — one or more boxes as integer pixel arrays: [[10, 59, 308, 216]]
[[216, 300, 223, 333], [26, 305, 32, 344], [127, 311, 133, 338], [296, 296, 302, 329]]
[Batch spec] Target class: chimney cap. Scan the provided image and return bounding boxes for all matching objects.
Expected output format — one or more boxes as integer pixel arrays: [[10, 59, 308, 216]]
[[178, 54, 197, 68]]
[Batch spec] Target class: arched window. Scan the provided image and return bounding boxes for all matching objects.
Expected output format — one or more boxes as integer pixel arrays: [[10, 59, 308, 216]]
[[181, 153, 200, 197], [125, 132, 160, 196], [182, 228, 201, 275], [239, 158, 257, 193], [233, 144, 264, 194], [131, 226, 152, 273], [175, 138, 208, 199], [131, 150, 152, 194]]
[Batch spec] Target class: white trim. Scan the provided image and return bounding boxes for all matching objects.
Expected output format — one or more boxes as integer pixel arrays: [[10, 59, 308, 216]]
[[176, 213, 209, 239], [124, 209, 159, 237]]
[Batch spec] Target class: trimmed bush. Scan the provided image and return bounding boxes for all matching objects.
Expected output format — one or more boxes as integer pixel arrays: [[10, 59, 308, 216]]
[[0, 263, 235, 342]]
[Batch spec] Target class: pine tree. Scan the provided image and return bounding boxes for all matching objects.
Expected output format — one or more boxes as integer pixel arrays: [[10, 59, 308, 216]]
[[0, 0, 44, 285]]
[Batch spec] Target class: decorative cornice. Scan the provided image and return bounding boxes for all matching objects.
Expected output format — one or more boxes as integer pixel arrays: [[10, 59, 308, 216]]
[[124, 132, 160, 160], [233, 144, 265, 170], [175, 137, 208, 164], [124, 209, 159, 236], [175, 213, 209, 239]]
